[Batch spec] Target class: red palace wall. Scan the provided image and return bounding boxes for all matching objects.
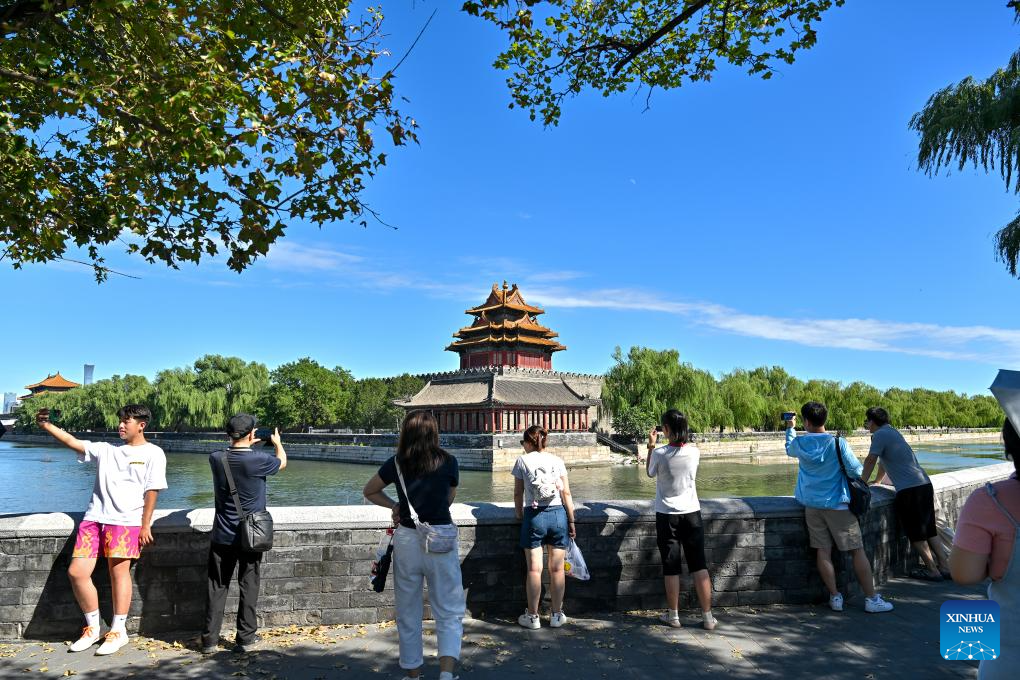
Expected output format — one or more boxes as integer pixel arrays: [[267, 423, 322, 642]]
[[461, 351, 552, 370], [431, 407, 588, 433]]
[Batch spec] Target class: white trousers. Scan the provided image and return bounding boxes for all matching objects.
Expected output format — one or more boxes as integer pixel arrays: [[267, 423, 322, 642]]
[[392, 525, 465, 670]]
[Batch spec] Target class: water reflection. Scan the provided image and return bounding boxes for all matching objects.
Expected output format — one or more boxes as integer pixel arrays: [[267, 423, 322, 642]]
[[0, 440, 1006, 514]]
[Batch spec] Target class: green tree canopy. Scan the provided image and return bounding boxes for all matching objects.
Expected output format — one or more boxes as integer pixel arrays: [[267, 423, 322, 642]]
[[464, 0, 844, 125], [1, 0, 416, 279], [602, 346, 1003, 437], [259, 358, 354, 430], [15, 373, 152, 430]]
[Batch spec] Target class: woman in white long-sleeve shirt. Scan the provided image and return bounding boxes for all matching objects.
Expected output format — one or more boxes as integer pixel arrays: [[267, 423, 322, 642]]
[[639, 409, 717, 630]]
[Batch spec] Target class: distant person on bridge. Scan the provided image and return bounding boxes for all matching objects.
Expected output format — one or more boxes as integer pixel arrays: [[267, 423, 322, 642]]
[[950, 418, 1020, 680], [860, 407, 949, 581], [35, 405, 167, 656], [785, 402, 893, 614], [639, 409, 717, 630], [201, 414, 286, 655]]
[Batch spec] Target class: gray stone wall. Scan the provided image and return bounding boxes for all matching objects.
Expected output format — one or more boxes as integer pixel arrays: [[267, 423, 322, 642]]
[[0, 463, 1012, 641]]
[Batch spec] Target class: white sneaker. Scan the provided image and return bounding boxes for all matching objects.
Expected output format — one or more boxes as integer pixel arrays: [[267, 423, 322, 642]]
[[550, 611, 568, 628], [659, 612, 683, 628], [703, 613, 718, 631], [829, 593, 844, 612], [69, 626, 101, 652], [517, 611, 540, 630], [95, 630, 129, 655], [864, 594, 894, 613]]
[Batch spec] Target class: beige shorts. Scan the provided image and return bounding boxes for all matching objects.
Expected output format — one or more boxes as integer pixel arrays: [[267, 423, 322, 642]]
[[805, 507, 863, 551]]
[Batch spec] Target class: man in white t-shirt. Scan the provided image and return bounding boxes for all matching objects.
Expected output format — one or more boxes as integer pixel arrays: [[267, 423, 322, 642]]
[[36, 405, 167, 656]]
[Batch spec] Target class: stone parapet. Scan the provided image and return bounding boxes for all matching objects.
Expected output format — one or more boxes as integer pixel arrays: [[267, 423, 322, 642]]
[[0, 463, 1011, 641]]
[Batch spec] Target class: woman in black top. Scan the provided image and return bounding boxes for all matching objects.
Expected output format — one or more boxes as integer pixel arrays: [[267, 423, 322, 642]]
[[363, 410, 464, 680]]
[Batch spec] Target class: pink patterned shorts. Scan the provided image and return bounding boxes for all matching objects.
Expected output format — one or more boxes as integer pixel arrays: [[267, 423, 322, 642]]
[[72, 521, 141, 559]]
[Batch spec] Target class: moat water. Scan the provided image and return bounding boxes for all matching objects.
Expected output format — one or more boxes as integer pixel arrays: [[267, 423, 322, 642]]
[[0, 439, 1006, 513]]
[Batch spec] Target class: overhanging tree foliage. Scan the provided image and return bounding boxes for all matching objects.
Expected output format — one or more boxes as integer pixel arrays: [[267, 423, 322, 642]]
[[463, 0, 844, 125], [910, 48, 1020, 276], [909, 2, 1020, 278], [1, 0, 416, 280]]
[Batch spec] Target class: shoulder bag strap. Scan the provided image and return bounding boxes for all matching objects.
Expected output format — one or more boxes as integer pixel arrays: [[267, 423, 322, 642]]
[[219, 450, 247, 520], [394, 461, 421, 525], [985, 482, 1020, 527], [833, 435, 849, 478]]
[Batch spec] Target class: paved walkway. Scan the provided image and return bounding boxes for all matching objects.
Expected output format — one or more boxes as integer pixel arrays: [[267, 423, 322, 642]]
[[0, 577, 985, 679]]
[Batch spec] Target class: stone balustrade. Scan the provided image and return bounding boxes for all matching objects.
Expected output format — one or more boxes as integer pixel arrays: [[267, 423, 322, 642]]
[[0, 463, 1012, 641]]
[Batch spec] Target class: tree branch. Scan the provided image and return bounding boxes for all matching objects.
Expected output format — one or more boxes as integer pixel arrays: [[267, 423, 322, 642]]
[[0, 0, 81, 34], [0, 66, 171, 135], [612, 0, 713, 75]]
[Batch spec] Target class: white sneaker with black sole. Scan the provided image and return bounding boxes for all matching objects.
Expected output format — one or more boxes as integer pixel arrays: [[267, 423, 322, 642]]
[[517, 611, 540, 629]]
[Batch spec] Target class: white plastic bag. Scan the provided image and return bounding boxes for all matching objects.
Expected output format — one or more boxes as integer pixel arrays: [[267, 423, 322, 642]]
[[563, 539, 589, 581]]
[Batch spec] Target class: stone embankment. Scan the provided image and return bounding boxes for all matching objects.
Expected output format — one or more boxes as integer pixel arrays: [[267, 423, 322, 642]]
[[608, 428, 1003, 464], [2, 431, 613, 471], [0, 463, 1011, 641]]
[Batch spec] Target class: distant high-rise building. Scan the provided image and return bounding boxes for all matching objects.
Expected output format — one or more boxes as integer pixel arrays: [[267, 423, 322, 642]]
[[84, 364, 95, 386], [3, 392, 16, 414]]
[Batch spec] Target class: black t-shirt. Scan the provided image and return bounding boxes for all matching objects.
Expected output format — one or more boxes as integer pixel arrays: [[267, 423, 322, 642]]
[[210, 447, 282, 545], [378, 453, 459, 529]]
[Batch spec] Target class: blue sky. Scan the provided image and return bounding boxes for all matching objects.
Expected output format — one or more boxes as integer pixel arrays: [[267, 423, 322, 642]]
[[3, 0, 1019, 399]]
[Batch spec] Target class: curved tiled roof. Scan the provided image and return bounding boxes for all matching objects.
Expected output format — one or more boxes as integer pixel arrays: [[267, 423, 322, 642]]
[[449, 282, 566, 354], [24, 372, 81, 390], [398, 369, 596, 409]]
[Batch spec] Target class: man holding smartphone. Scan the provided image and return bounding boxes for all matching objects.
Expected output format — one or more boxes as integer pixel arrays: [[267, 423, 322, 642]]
[[36, 405, 167, 656], [201, 413, 286, 655], [784, 403, 893, 613]]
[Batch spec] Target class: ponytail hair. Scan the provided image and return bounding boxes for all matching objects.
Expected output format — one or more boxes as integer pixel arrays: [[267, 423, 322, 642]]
[[522, 424, 548, 451], [661, 409, 690, 446]]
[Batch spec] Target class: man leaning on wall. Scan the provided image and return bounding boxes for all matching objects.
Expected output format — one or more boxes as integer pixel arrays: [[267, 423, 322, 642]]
[[200, 414, 286, 655], [860, 406, 949, 581]]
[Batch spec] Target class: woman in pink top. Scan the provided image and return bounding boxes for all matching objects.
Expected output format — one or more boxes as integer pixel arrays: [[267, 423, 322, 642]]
[[950, 419, 1019, 680]]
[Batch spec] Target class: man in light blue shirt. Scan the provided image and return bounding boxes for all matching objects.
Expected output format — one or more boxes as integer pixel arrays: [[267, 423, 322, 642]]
[[785, 401, 893, 613]]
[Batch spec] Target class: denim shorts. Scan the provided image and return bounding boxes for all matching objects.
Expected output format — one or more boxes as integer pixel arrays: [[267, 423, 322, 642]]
[[520, 505, 569, 549]]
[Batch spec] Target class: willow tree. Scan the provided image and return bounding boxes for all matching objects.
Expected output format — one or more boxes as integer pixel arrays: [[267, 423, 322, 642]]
[[152, 367, 223, 430], [1, 0, 416, 280], [464, 0, 844, 125], [910, 4, 1020, 277]]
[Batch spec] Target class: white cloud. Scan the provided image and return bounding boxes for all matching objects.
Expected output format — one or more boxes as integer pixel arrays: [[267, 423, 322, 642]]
[[524, 286, 1020, 365], [264, 242, 363, 271]]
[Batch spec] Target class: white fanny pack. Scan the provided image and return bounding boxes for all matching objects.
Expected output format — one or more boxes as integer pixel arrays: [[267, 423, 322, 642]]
[[395, 462, 457, 554]]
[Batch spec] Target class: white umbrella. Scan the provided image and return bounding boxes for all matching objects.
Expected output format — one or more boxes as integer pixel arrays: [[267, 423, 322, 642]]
[[990, 369, 1020, 433]]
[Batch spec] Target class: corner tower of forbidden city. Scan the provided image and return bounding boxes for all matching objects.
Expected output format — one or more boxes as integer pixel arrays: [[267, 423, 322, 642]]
[[399, 282, 603, 435]]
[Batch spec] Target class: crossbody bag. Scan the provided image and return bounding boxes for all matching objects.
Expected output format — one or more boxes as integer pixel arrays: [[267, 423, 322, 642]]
[[219, 450, 275, 552], [395, 462, 457, 554]]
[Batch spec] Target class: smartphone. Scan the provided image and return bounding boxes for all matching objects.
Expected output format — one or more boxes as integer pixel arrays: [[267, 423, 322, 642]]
[[654, 425, 663, 432], [254, 427, 275, 446]]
